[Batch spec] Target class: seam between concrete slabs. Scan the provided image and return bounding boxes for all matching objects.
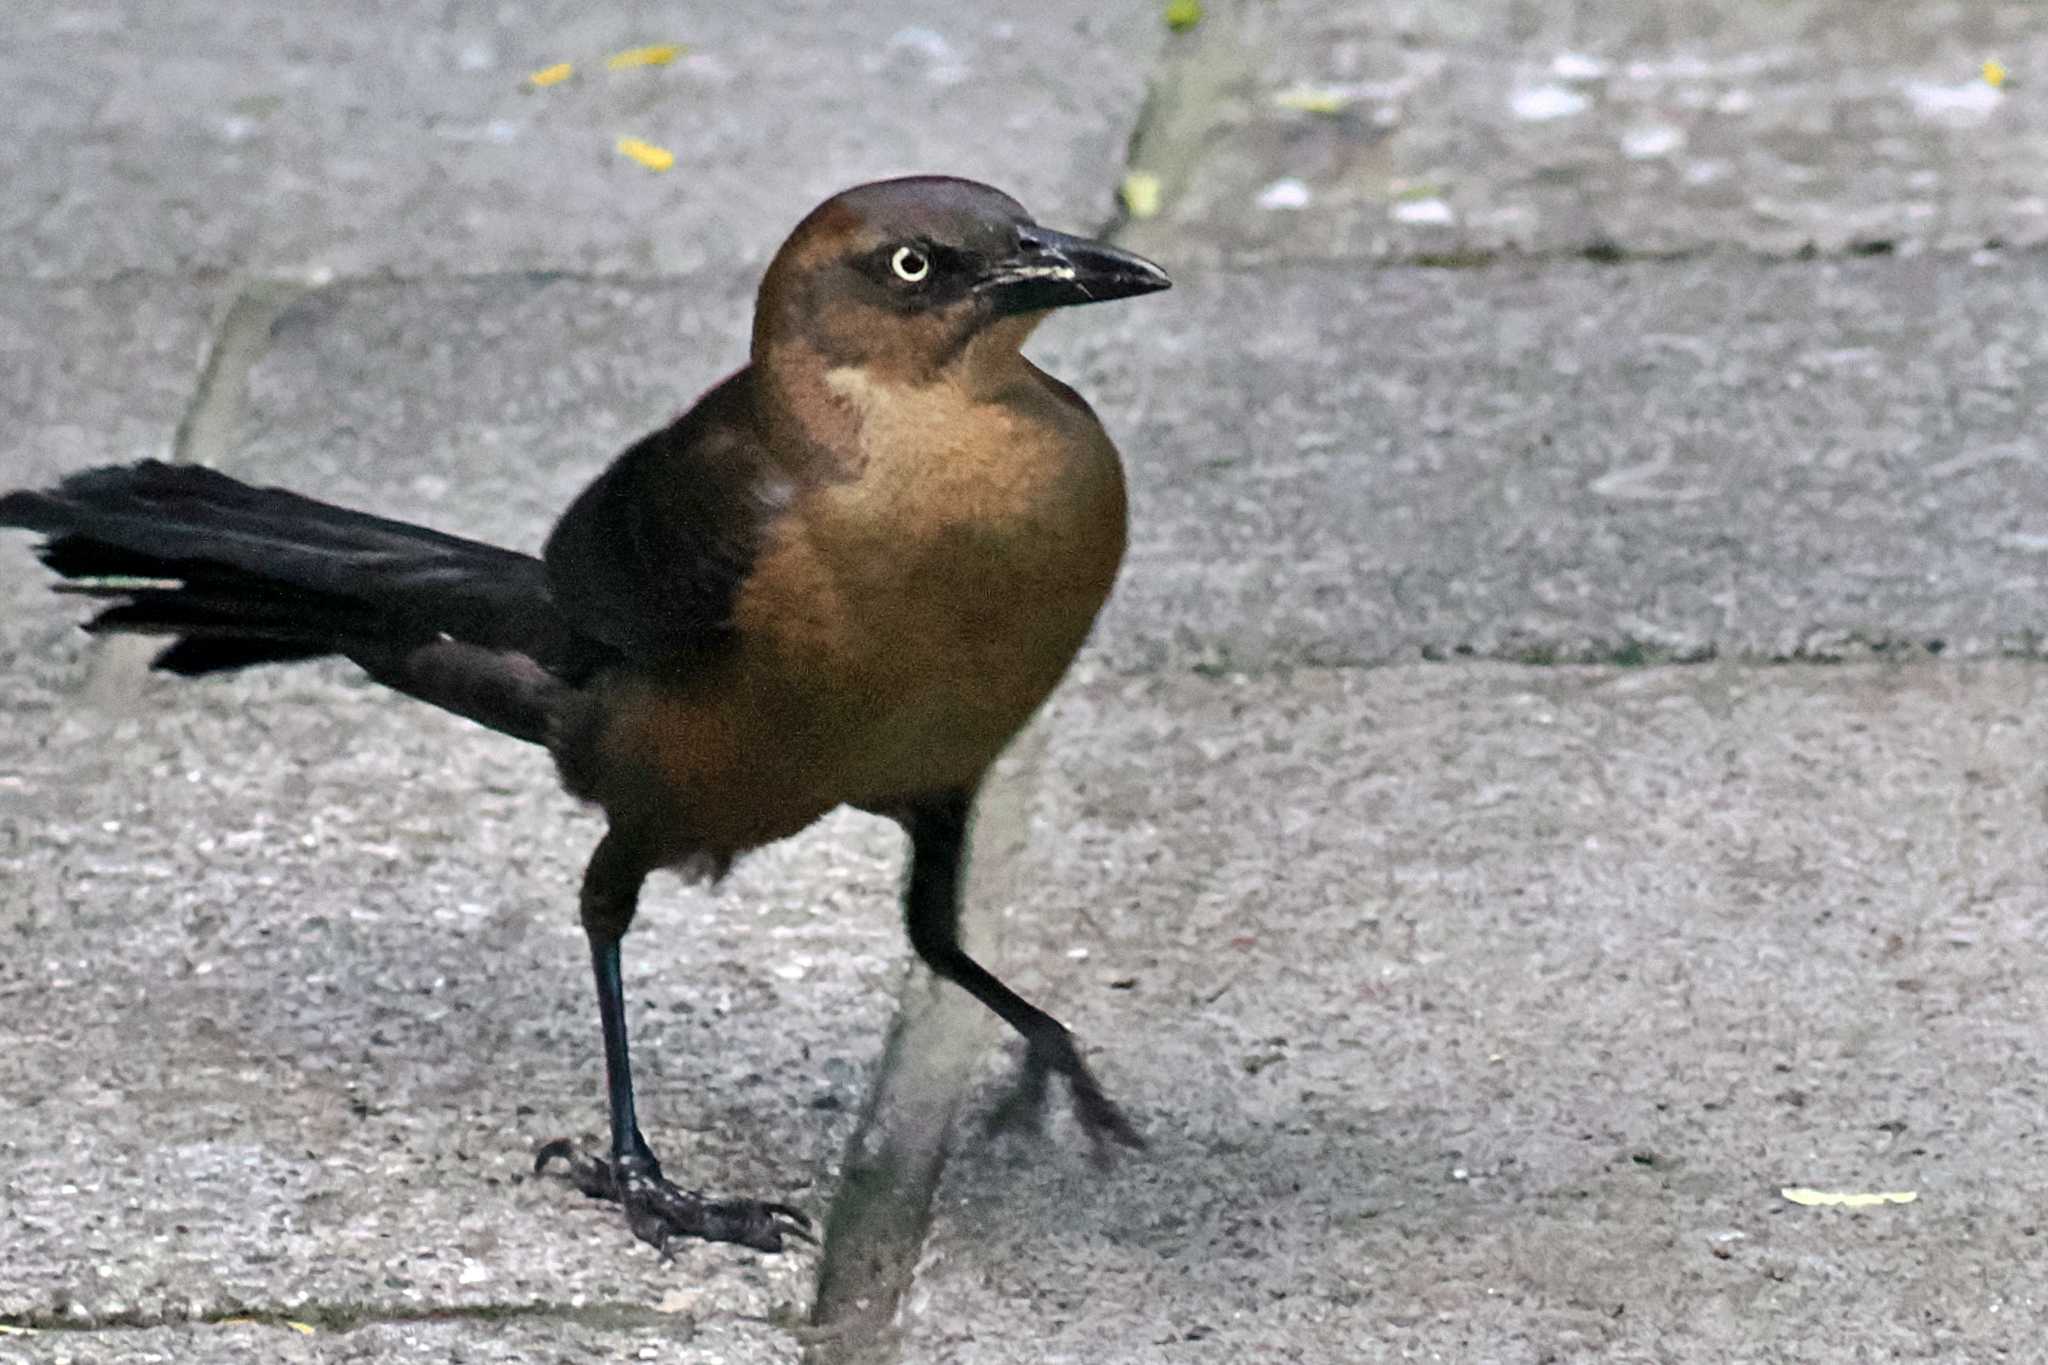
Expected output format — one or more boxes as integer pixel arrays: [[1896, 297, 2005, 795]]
[[1104, 643, 2048, 683], [0, 1298, 766, 1337], [802, 727, 1042, 1364]]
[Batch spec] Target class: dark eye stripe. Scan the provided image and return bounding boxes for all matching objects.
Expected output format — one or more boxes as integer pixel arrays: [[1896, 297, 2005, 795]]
[[855, 241, 976, 308]]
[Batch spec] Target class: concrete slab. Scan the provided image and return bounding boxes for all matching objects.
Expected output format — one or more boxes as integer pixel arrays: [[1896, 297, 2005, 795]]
[[0, 1313, 794, 1365], [229, 272, 756, 551], [0, 277, 219, 488], [0, 276, 222, 703], [906, 660, 2048, 1362], [3, 2, 1157, 280], [0, 273, 913, 1331], [1124, 0, 2045, 263], [0, 677, 896, 1328], [1032, 253, 2048, 671]]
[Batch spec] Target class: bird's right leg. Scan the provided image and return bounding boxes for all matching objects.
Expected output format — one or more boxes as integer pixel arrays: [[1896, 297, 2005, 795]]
[[535, 831, 812, 1253], [903, 789, 1145, 1154]]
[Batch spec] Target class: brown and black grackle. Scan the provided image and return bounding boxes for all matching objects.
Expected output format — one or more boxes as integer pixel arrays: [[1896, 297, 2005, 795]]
[[0, 177, 1170, 1253]]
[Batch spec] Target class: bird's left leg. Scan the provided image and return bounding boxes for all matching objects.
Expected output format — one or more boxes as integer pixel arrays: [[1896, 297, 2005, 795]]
[[535, 830, 813, 1252], [901, 789, 1145, 1153]]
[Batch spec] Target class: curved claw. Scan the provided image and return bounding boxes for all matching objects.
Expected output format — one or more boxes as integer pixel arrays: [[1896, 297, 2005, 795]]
[[533, 1136, 581, 1175], [766, 1203, 821, 1247], [531, 1140, 814, 1253]]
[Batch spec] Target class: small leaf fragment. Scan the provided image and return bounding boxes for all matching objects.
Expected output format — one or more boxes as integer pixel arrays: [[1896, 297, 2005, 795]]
[[1120, 171, 1163, 220], [214, 1317, 316, 1333], [1780, 1187, 1917, 1208], [608, 44, 682, 70], [1164, 0, 1203, 33], [1272, 85, 1350, 115], [528, 62, 574, 88], [1983, 59, 2007, 89], [616, 137, 676, 172]]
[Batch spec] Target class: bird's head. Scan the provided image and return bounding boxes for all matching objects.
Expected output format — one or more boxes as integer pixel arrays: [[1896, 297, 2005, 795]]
[[753, 176, 1170, 382]]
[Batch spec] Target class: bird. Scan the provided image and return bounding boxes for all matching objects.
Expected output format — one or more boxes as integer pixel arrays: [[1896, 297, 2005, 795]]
[[0, 176, 1171, 1254]]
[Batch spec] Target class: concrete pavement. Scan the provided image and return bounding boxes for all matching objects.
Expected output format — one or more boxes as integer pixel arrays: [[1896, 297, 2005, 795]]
[[2, 2, 2043, 1362], [907, 661, 2048, 1362]]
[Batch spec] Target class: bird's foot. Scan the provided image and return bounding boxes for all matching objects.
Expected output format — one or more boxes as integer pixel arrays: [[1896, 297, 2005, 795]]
[[985, 1030, 1146, 1160], [533, 1140, 814, 1253]]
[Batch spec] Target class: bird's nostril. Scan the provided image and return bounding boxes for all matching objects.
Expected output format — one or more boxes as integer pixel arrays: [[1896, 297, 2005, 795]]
[[1016, 229, 1046, 253]]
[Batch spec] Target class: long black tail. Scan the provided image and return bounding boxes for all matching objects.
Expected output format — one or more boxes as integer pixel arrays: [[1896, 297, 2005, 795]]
[[1, 461, 604, 743]]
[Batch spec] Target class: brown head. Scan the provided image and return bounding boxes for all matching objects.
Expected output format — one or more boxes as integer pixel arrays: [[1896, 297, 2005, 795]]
[[752, 177, 1169, 384]]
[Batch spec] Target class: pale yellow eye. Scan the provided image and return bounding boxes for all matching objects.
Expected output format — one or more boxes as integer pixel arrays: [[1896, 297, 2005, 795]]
[[891, 246, 930, 282]]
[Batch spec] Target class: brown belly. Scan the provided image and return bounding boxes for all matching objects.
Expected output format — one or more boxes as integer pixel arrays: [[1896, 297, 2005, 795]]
[[575, 363, 1129, 866], [577, 543, 1113, 863]]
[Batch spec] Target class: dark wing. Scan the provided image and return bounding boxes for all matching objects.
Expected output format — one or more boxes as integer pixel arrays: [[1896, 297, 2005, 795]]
[[543, 368, 793, 660]]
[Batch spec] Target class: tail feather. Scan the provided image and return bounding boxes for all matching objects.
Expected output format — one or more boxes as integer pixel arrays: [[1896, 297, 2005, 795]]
[[5, 462, 558, 648], [2, 461, 606, 742], [151, 639, 334, 677], [83, 594, 383, 642]]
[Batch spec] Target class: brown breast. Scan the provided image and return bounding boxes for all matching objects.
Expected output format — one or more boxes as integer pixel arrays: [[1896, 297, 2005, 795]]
[[730, 358, 1127, 803], [580, 354, 1127, 860]]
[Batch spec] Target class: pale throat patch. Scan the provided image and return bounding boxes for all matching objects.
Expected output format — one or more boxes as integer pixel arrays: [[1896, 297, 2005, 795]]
[[819, 363, 975, 468], [821, 363, 893, 416], [820, 314, 1045, 418]]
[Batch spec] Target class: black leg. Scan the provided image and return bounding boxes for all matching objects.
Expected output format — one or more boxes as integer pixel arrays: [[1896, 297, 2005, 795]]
[[903, 790, 1144, 1153], [582, 834, 658, 1169], [535, 832, 813, 1253]]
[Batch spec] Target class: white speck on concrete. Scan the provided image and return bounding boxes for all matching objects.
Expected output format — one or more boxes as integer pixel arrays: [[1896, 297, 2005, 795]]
[[1904, 78, 2001, 125], [1551, 52, 1608, 81], [1391, 197, 1455, 226], [1622, 123, 1686, 159], [1512, 85, 1591, 121], [885, 26, 968, 85], [1256, 178, 1313, 210]]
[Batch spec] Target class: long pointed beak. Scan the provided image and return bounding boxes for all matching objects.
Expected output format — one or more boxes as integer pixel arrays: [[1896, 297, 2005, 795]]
[[976, 226, 1171, 315]]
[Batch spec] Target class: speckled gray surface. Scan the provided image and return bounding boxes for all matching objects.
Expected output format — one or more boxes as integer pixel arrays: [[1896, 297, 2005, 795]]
[[1125, 0, 2044, 263], [1048, 252, 2048, 671], [0, 1315, 796, 1365], [0, 283, 893, 1343], [904, 661, 2048, 1362], [2, 2, 1156, 280], [0, 279, 220, 486]]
